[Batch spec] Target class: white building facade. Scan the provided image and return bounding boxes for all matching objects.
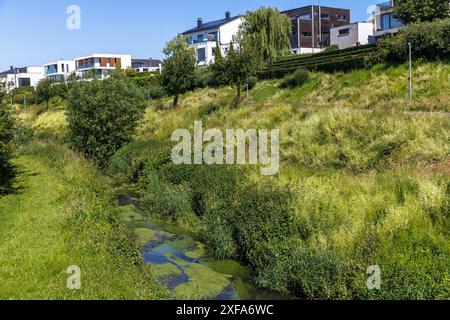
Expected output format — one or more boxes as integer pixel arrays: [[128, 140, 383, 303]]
[[373, 1, 405, 39], [43, 60, 76, 82], [330, 22, 374, 50], [0, 66, 45, 93], [74, 54, 132, 80], [182, 12, 243, 65]]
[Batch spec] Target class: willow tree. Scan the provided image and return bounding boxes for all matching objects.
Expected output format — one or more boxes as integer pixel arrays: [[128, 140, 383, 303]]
[[241, 7, 292, 67]]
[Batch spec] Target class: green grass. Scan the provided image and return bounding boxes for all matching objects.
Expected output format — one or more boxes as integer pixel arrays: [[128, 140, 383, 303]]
[[105, 61, 449, 300], [0, 143, 168, 299], [10, 60, 450, 300]]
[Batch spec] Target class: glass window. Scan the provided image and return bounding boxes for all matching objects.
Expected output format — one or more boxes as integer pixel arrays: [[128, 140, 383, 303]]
[[339, 28, 350, 36], [197, 48, 206, 62], [197, 34, 204, 42], [337, 15, 346, 21], [321, 13, 330, 19], [380, 13, 390, 30], [301, 32, 312, 37], [300, 13, 312, 20]]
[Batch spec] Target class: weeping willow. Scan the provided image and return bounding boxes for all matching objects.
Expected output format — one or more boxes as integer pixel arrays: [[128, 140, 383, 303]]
[[241, 7, 292, 68]]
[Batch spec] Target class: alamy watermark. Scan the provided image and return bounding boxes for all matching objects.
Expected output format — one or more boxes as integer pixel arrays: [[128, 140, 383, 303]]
[[66, 265, 81, 290], [66, 5, 81, 30], [366, 265, 381, 290], [171, 121, 280, 176]]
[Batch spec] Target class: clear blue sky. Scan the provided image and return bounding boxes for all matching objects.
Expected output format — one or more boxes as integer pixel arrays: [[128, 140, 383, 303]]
[[0, 0, 377, 71]]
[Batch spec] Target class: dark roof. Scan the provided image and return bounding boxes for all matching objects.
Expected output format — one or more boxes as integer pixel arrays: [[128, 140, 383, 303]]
[[0, 67, 27, 76], [182, 15, 241, 35], [282, 5, 350, 14], [131, 59, 163, 68]]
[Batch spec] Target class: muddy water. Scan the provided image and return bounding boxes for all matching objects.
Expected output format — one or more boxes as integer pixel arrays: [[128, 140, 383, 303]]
[[117, 189, 281, 300]]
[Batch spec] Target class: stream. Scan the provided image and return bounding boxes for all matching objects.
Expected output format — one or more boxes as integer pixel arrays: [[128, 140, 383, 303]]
[[117, 188, 281, 300]]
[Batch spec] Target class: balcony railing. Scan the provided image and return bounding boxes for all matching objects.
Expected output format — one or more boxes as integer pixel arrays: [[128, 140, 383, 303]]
[[76, 63, 95, 70], [377, 1, 393, 10]]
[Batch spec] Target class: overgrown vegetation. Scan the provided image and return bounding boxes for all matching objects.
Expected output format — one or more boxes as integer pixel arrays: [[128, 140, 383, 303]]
[[0, 107, 14, 193], [67, 78, 147, 168], [107, 60, 450, 300], [0, 139, 168, 299], [394, 0, 450, 23]]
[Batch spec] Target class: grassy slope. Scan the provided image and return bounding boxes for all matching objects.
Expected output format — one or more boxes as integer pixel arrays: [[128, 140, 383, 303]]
[[128, 61, 449, 299], [11, 61, 449, 299], [0, 144, 167, 299]]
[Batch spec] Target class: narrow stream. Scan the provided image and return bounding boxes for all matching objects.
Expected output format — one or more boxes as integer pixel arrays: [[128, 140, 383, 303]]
[[117, 188, 281, 300]]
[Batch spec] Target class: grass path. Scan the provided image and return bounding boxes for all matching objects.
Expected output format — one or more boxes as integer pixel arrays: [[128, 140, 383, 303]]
[[0, 156, 71, 299], [0, 152, 167, 300]]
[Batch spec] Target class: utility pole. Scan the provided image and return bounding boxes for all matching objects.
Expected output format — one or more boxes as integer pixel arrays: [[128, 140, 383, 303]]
[[318, 0, 322, 49], [408, 42, 412, 108], [297, 16, 301, 53], [312, 5, 315, 54]]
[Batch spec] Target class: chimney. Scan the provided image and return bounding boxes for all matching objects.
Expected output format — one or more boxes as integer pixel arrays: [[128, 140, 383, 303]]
[[197, 18, 203, 28], [225, 11, 231, 20]]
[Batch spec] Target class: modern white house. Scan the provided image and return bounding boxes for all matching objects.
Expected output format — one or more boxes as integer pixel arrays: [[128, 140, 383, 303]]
[[182, 11, 243, 65], [43, 60, 76, 82], [74, 54, 132, 79], [0, 66, 45, 93], [373, 1, 405, 39], [330, 22, 374, 49], [132, 59, 163, 73]]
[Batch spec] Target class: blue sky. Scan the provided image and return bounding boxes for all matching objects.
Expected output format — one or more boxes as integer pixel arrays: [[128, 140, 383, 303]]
[[0, 0, 378, 71]]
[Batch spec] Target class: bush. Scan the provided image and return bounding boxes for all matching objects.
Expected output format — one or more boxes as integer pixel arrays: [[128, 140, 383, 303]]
[[247, 76, 258, 90], [279, 68, 310, 88], [378, 19, 450, 62], [0, 107, 14, 193], [323, 44, 339, 53], [194, 66, 213, 89], [67, 78, 147, 168]]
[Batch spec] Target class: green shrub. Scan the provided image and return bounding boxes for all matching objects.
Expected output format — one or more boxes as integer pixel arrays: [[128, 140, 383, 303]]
[[67, 78, 147, 168], [247, 76, 258, 90], [194, 66, 213, 89], [0, 107, 14, 193], [279, 68, 310, 88], [323, 44, 339, 53], [378, 19, 450, 62]]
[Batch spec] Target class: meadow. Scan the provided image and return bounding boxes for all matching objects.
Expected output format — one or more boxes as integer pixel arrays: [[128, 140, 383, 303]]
[[3, 60, 449, 299]]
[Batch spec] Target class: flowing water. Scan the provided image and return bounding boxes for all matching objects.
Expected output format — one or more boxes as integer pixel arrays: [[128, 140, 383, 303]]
[[117, 189, 281, 300]]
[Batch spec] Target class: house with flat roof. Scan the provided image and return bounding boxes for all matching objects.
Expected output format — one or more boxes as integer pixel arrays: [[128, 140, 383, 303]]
[[43, 60, 76, 82], [182, 11, 243, 65], [330, 22, 373, 50], [132, 59, 163, 73], [373, 1, 405, 39], [283, 5, 351, 54], [0, 66, 45, 93], [74, 54, 132, 80]]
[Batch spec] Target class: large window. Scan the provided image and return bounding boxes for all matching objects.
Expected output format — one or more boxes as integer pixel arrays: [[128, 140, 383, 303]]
[[339, 28, 350, 37], [197, 48, 206, 62], [18, 78, 31, 87], [380, 13, 404, 30]]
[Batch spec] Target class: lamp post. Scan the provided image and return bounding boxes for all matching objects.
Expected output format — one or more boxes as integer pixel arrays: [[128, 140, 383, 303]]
[[408, 42, 412, 107]]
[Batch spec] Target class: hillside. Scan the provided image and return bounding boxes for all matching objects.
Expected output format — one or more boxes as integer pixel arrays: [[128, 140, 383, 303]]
[[9, 61, 450, 300]]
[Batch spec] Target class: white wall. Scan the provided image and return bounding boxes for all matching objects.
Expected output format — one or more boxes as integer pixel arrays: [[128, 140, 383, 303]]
[[331, 23, 373, 50]]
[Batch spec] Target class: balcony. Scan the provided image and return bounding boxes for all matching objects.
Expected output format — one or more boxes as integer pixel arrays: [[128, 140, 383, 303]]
[[76, 63, 95, 70], [377, 1, 393, 11]]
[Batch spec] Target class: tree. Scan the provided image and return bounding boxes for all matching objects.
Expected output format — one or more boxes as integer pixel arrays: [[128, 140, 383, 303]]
[[161, 35, 197, 106], [394, 0, 450, 24], [241, 7, 292, 67], [0, 80, 6, 102], [0, 106, 14, 194], [210, 42, 229, 87], [67, 78, 147, 168], [225, 35, 259, 102], [35, 78, 54, 110]]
